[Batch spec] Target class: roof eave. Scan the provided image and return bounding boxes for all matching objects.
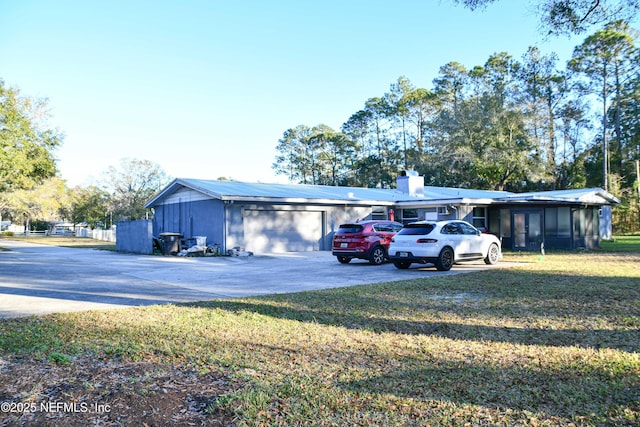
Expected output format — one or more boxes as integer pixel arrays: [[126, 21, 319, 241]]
[[219, 195, 396, 206], [394, 197, 499, 207], [144, 178, 225, 208], [144, 178, 180, 208]]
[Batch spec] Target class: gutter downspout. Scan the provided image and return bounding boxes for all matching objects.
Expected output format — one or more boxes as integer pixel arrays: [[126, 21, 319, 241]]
[[223, 203, 227, 255], [222, 200, 233, 255]]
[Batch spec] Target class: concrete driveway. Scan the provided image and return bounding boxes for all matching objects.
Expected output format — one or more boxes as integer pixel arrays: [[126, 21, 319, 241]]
[[0, 239, 516, 318]]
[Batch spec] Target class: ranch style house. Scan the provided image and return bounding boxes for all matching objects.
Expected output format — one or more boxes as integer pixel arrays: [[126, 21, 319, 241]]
[[144, 173, 619, 254]]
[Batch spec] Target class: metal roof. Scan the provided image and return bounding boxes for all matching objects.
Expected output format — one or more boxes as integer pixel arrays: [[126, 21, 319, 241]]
[[183, 178, 404, 202], [146, 178, 406, 207], [423, 186, 511, 199], [145, 178, 619, 208], [499, 188, 620, 205]]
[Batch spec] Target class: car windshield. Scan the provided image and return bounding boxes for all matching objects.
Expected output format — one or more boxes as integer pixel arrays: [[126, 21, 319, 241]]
[[336, 224, 364, 234], [396, 224, 435, 235]]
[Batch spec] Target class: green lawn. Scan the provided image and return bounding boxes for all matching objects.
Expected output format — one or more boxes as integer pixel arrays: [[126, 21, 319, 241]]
[[601, 234, 640, 252], [0, 237, 638, 426], [0, 234, 116, 250]]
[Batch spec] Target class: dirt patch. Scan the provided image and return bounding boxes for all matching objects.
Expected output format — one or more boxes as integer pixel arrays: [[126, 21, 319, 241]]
[[0, 355, 239, 426]]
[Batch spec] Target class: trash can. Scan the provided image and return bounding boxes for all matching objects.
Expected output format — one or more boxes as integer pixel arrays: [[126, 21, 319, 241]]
[[159, 232, 182, 255], [195, 236, 206, 247]]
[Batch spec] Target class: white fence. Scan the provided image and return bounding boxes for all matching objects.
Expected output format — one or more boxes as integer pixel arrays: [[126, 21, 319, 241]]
[[4, 224, 116, 243], [75, 228, 116, 242]]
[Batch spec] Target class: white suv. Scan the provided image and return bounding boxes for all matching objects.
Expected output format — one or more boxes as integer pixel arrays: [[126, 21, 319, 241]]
[[388, 220, 502, 271]]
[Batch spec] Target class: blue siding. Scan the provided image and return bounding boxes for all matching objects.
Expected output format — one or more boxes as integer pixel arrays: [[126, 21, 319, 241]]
[[116, 220, 153, 254], [152, 199, 225, 249]]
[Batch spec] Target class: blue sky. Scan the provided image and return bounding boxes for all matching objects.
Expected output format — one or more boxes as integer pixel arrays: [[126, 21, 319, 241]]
[[1, 0, 593, 186]]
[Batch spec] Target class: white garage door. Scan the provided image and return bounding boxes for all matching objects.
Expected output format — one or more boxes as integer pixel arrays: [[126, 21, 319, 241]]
[[243, 210, 323, 253]]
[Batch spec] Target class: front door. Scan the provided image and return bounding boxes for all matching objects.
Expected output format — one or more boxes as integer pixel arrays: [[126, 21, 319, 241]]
[[513, 210, 543, 251]]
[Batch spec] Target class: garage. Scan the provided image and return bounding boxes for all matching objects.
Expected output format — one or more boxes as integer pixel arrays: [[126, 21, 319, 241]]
[[243, 209, 324, 253]]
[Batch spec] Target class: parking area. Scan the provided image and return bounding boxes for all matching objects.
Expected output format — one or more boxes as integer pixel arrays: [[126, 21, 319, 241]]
[[0, 239, 518, 318]]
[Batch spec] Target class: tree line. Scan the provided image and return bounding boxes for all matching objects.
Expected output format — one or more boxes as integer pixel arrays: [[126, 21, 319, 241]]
[[272, 21, 640, 232]]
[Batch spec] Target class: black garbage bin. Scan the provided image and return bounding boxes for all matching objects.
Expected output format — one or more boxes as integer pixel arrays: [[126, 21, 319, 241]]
[[159, 232, 182, 255]]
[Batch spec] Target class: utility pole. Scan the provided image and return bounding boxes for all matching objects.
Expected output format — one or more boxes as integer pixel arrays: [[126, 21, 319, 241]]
[[602, 75, 609, 192]]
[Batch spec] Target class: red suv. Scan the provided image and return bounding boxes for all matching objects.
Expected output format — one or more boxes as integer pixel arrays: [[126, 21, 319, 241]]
[[332, 220, 403, 265]]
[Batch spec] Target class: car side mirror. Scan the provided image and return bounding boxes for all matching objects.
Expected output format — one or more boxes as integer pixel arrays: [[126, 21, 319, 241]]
[[476, 230, 481, 236]]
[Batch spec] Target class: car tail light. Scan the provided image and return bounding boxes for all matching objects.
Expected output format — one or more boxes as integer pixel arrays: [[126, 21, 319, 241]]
[[417, 238, 438, 244]]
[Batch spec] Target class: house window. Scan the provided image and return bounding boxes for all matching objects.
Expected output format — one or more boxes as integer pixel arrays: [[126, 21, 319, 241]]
[[472, 207, 486, 229], [401, 209, 419, 224], [371, 206, 387, 220]]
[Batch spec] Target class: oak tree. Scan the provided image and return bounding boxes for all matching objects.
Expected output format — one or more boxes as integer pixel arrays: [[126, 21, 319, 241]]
[[0, 79, 61, 193]]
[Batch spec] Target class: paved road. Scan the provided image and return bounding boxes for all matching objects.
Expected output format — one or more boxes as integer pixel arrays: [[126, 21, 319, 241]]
[[0, 239, 517, 318]]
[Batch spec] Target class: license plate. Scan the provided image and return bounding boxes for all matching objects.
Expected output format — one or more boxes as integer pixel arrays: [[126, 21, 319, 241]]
[[340, 243, 348, 248], [398, 252, 408, 257]]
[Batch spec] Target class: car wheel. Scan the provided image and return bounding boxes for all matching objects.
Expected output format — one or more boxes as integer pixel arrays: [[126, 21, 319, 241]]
[[393, 260, 411, 269], [435, 247, 454, 271], [337, 256, 351, 264], [369, 246, 386, 265], [484, 243, 500, 265]]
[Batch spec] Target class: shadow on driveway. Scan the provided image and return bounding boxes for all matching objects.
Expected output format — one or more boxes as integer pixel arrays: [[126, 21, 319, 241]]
[[0, 239, 519, 318]]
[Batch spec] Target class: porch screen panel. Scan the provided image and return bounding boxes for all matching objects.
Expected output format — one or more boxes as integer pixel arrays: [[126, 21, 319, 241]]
[[585, 209, 593, 236], [558, 207, 571, 237], [514, 213, 526, 248], [500, 209, 511, 238], [545, 208, 557, 236], [574, 209, 583, 237], [530, 213, 541, 242]]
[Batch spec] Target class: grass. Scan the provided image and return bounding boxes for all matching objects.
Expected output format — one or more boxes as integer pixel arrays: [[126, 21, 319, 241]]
[[0, 238, 639, 425], [0, 234, 116, 250], [601, 234, 640, 252]]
